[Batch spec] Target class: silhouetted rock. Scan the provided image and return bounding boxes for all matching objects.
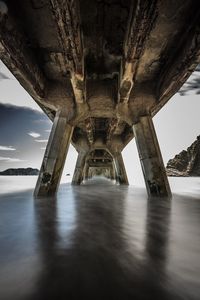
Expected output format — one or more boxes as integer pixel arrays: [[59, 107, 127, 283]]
[[0, 168, 39, 176], [166, 136, 200, 176]]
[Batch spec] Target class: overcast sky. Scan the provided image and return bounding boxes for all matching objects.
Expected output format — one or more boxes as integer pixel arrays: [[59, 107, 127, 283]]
[[0, 60, 199, 185]]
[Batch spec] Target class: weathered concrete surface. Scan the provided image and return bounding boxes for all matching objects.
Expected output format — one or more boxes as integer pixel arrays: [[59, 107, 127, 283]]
[[72, 152, 87, 185], [110, 163, 115, 180], [133, 116, 171, 197], [114, 152, 129, 185], [83, 161, 90, 181], [1, 0, 200, 195], [81, 149, 116, 183], [34, 109, 73, 197]]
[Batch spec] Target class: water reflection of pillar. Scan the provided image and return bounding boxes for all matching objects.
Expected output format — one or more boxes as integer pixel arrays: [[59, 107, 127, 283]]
[[31, 186, 175, 299], [70, 184, 130, 298], [34, 197, 58, 252], [32, 197, 59, 299], [32, 187, 127, 299], [144, 199, 172, 296]]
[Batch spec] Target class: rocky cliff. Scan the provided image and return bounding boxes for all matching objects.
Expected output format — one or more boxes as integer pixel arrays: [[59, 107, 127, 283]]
[[0, 168, 39, 176], [166, 136, 200, 176]]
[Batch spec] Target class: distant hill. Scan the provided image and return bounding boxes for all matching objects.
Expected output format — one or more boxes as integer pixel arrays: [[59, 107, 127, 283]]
[[0, 168, 39, 176], [166, 136, 200, 176]]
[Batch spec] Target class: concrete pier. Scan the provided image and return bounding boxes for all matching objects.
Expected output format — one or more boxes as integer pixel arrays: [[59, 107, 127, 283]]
[[34, 110, 73, 197], [133, 116, 171, 197], [114, 152, 129, 185], [0, 1, 200, 196], [72, 152, 87, 185], [110, 163, 115, 180], [84, 161, 90, 181]]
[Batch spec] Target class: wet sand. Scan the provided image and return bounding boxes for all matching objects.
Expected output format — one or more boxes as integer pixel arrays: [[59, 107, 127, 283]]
[[0, 177, 200, 299]]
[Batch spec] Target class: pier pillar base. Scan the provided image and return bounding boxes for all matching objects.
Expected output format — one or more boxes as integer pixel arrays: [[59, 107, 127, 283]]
[[72, 152, 86, 185], [133, 115, 171, 197], [34, 110, 73, 197], [84, 162, 90, 181], [114, 153, 129, 185], [110, 163, 115, 180]]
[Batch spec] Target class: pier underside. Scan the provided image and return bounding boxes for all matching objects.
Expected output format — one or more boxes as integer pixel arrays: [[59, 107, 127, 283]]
[[0, 0, 200, 196]]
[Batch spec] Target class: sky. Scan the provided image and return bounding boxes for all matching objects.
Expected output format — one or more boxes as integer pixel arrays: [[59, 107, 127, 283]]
[[0, 60, 199, 185]]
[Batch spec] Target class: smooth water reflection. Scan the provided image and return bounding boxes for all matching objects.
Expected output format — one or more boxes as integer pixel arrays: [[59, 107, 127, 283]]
[[0, 178, 200, 299]]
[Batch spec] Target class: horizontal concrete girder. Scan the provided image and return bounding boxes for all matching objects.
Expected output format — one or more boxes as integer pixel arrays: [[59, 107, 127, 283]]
[[119, 0, 158, 103], [0, 6, 46, 102], [49, 0, 85, 104], [152, 4, 200, 116]]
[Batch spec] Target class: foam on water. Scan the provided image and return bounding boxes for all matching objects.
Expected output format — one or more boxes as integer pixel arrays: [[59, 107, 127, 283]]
[[0, 175, 200, 197]]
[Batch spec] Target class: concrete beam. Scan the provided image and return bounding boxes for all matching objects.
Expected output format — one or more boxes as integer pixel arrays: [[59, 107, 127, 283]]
[[119, 0, 157, 103], [88, 162, 113, 168], [49, 0, 85, 103], [107, 118, 118, 143], [153, 6, 200, 116], [133, 115, 171, 197], [0, 5, 46, 96], [34, 109, 74, 197], [114, 153, 129, 185], [72, 152, 87, 185]]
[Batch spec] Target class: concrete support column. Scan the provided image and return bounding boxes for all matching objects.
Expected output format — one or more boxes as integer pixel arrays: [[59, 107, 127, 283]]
[[133, 115, 171, 197], [110, 163, 115, 180], [114, 153, 129, 185], [84, 161, 90, 181], [34, 109, 74, 197], [72, 152, 86, 185]]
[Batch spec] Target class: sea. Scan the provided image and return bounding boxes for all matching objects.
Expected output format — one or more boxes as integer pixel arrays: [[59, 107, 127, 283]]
[[0, 175, 199, 196], [0, 176, 200, 300]]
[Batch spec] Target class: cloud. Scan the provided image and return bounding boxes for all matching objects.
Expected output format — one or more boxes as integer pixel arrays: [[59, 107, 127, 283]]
[[35, 139, 48, 143], [0, 61, 43, 112], [0, 145, 16, 151], [28, 131, 41, 138], [45, 129, 51, 133], [0, 156, 26, 162], [40, 147, 46, 150], [33, 119, 51, 124]]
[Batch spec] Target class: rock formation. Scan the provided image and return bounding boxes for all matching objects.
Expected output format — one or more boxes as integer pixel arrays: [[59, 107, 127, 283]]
[[166, 136, 200, 176], [0, 168, 39, 176]]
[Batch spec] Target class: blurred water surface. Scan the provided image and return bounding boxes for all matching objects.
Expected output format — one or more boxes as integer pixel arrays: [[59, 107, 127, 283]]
[[0, 176, 200, 300]]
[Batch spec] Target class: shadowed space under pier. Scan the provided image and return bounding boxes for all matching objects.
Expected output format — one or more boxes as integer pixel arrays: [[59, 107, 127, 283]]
[[0, 178, 200, 300]]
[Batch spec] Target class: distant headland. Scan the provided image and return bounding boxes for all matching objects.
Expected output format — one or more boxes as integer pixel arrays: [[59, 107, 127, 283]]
[[0, 168, 39, 176]]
